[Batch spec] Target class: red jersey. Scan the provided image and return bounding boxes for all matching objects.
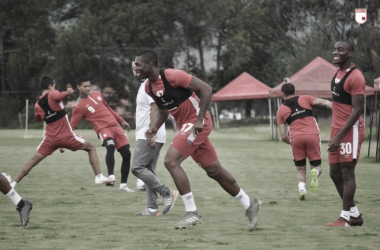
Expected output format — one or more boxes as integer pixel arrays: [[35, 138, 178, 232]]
[[70, 91, 125, 134], [331, 64, 365, 128], [277, 95, 320, 138], [35, 90, 74, 139], [145, 68, 210, 127]]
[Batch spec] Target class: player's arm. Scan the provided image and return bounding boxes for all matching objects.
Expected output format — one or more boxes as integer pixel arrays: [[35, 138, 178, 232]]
[[69, 107, 83, 131], [313, 98, 332, 109], [328, 94, 364, 152], [278, 124, 290, 144], [147, 102, 159, 148], [186, 76, 212, 135], [146, 103, 169, 140], [51, 88, 74, 101], [103, 98, 130, 131], [34, 106, 44, 122]]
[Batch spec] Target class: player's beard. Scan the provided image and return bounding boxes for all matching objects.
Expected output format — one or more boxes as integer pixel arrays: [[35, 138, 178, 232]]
[[135, 76, 145, 84]]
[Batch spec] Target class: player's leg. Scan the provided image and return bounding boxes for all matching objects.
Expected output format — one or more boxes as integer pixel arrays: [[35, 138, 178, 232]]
[[13, 151, 46, 184], [132, 140, 173, 215], [79, 139, 114, 184], [194, 139, 261, 231], [295, 161, 307, 200], [104, 137, 116, 182], [118, 144, 133, 192], [306, 134, 322, 193], [310, 160, 321, 193], [1, 174, 33, 226]]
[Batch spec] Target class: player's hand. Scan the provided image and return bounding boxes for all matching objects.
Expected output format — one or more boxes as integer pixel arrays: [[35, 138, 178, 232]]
[[59, 147, 65, 153], [192, 120, 204, 136], [145, 127, 158, 140], [67, 88, 74, 96], [327, 135, 342, 152], [148, 136, 157, 148], [121, 121, 130, 132]]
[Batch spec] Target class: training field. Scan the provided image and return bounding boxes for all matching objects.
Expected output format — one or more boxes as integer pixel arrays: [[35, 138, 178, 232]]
[[1, 127, 379, 250]]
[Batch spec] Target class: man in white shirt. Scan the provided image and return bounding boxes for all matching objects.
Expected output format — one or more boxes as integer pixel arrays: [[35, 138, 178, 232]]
[[131, 61, 178, 216]]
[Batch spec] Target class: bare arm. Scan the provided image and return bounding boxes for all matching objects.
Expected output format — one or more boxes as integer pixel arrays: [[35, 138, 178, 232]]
[[145, 103, 169, 140], [279, 124, 290, 144], [313, 98, 332, 109], [328, 95, 364, 152], [147, 102, 159, 148], [186, 76, 212, 135]]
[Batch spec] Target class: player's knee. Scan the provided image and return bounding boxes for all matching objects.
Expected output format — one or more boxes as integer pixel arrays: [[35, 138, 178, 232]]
[[294, 159, 306, 166], [118, 145, 131, 159], [131, 165, 142, 176], [105, 138, 116, 152], [205, 163, 222, 180], [310, 160, 321, 167]]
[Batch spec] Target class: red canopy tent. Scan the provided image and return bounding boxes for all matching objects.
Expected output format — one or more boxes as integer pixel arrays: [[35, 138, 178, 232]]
[[211, 72, 272, 129], [212, 72, 271, 101], [271, 56, 375, 98]]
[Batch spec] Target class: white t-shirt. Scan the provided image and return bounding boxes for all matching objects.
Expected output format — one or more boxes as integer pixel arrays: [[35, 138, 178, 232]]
[[135, 80, 166, 143]]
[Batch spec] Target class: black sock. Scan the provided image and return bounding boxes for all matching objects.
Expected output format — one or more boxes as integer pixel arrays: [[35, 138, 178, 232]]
[[17, 199, 25, 208]]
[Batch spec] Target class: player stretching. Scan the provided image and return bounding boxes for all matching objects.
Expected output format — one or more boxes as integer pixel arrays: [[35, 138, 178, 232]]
[[1, 173, 32, 226], [70, 76, 133, 192], [11, 76, 113, 190], [135, 49, 261, 231], [277, 82, 331, 200], [326, 41, 365, 227]]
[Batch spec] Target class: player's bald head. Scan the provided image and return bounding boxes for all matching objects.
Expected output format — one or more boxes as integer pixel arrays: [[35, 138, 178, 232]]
[[337, 40, 354, 52]]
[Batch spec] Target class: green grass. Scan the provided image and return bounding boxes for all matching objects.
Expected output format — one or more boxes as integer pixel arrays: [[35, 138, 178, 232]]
[[1, 126, 380, 250]]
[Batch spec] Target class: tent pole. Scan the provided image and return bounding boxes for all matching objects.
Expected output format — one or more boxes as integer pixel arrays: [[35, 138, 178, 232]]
[[368, 95, 374, 157], [364, 96, 366, 129], [214, 102, 220, 129], [268, 98, 272, 138]]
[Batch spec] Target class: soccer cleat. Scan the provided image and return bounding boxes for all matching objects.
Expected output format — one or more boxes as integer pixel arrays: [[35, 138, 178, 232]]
[[119, 185, 135, 192], [95, 174, 116, 184], [246, 198, 262, 231], [162, 190, 178, 214], [174, 210, 203, 230], [310, 169, 319, 193], [106, 175, 116, 186], [16, 199, 33, 227], [350, 214, 364, 226], [299, 190, 307, 201], [134, 208, 161, 216], [325, 217, 351, 227]]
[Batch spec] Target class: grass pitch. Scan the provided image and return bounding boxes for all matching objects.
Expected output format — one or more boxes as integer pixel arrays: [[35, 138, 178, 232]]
[[0, 126, 380, 250]]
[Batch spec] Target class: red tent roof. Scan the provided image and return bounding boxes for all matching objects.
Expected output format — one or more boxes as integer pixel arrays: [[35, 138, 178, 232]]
[[271, 57, 374, 98], [212, 72, 271, 101]]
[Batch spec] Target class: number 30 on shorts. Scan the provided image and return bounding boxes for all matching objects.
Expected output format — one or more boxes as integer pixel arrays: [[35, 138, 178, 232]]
[[340, 142, 352, 155]]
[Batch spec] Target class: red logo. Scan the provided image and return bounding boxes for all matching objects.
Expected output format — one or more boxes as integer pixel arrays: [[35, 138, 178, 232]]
[[355, 9, 367, 24]]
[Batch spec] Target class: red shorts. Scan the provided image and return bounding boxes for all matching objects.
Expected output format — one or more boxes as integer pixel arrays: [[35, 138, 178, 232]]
[[328, 123, 365, 163], [37, 134, 85, 156], [170, 115, 218, 168], [98, 126, 129, 150], [290, 134, 321, 162]]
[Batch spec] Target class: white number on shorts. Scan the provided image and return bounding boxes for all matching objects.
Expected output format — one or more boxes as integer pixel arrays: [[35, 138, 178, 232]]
[[339, 142, 352, 155], [180, 123, 193, 132], [88, 106, 95, 113]]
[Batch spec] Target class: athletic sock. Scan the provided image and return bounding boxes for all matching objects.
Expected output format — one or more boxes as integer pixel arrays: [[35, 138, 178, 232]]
[[109, 174, 115, 180], [181, 192, 197, 212], [120, 183, 127, 188], [350, 206, 360, 218], [340, 210, 350, 221], [148, 208, 158, 213], [298, 182, 306, 193], [234, 188, 250, 209], [6, 188, 22, 206]]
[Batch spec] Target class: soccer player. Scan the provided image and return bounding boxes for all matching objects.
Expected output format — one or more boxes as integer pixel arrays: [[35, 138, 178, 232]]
[[325, 41, 365, 227], [131, 61, 178, 216], [1, 173, 32, 226], [11, 76, 113, 189], [70, 76, 133, 192], [134, 49, 261, 231], [277, 83, 331, 201]]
